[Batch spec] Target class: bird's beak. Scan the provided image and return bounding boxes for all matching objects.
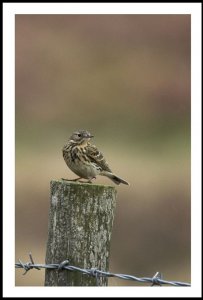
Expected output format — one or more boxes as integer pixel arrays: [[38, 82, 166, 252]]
[[89, 134, 94, 138]]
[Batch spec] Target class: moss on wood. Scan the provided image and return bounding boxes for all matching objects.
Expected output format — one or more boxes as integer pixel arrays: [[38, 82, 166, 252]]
[[45, 180, 117, 286]]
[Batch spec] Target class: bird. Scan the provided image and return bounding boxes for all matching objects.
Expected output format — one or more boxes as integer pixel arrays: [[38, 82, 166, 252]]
[[62, 130, 129, 185]]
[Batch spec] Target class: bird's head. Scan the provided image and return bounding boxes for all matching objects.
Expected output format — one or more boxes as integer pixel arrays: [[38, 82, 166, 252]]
[[69, 130, 94, 144]]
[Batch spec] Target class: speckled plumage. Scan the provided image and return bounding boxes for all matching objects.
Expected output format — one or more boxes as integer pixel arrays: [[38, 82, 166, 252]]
[[62, 130, 129, 185]]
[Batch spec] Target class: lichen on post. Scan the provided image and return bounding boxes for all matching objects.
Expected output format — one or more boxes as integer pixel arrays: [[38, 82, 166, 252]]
[[45, 180, 117, 286]]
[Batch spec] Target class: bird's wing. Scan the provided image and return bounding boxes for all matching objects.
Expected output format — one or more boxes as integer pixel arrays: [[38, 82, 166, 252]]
[[86, 144, 112, 172]]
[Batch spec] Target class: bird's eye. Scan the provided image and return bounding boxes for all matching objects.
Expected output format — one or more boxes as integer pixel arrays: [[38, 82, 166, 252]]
[[78, 133, 81, 137]]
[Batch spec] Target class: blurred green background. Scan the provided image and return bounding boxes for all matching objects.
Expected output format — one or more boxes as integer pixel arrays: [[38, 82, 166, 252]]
[[15, 14, 190, 286]]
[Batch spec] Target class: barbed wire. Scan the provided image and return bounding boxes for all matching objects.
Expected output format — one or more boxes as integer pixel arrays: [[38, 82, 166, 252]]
[[15, 253, 190, 287]]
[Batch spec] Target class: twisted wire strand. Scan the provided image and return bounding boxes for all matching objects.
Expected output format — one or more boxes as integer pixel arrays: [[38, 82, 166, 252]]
[[15, 253, 191, 287]]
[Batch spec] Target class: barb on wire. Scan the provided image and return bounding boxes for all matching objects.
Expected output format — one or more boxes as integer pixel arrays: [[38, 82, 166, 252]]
[[17, 253, 41, 275], [15, 253, 191, 287], [151, 271, 162, 286]]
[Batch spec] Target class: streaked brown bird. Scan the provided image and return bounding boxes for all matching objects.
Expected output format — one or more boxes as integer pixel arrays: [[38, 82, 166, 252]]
[[62, 130, 129, 185]]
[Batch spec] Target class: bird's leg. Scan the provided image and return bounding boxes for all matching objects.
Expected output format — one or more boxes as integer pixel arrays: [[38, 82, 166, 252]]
[[77, 177, 96, 184], [61, 177, 96, 184], [86, 177, 96, 184], [72, 177, 82, 182], [61, 177, 82, 182], [78, 179, 92, 184]]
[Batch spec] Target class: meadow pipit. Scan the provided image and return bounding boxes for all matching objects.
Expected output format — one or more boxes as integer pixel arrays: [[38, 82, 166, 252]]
[[62, 130, 129, 185]]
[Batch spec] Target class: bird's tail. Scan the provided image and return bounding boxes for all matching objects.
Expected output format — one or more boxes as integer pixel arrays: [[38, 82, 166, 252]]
[[100, 171, 129, 185]]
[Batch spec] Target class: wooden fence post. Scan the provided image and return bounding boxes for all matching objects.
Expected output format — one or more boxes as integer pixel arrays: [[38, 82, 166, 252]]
[[44, 180, 117, 286]]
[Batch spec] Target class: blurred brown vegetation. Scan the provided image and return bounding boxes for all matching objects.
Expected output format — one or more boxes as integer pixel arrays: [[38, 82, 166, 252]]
[[15, 14, 190, 286]]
